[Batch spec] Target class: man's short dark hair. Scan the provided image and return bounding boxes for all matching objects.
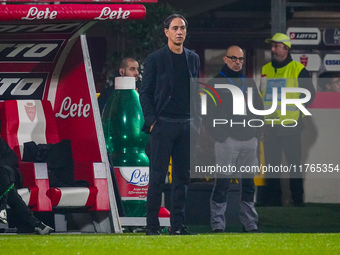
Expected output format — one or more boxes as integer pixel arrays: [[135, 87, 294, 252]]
[[318, 71, 340, 91], [120, 57, 137, 69], [163, 14, 188, 29]]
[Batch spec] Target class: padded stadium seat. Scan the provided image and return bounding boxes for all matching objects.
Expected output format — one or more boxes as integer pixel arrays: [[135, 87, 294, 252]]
[[17, 162, 50, 211], [47, 187, 98, 208], [17, 188, 33, 206], [0, 100, 109, 211]]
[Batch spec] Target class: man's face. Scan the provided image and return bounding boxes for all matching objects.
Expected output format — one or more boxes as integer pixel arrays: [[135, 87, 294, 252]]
[[164, 18, 187, 46], [223, 47, 244, 72], [327, 77, 340, 92], [271, 42, 288, 62], [121, 60, 139, 81]]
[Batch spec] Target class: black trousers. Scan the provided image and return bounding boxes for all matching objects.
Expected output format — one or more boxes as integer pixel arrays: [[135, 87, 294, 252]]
[[146, 119, 195, 231], [0, 166, 39, 228], [259, 132, 304, 206], [212, 178, 256, 203]]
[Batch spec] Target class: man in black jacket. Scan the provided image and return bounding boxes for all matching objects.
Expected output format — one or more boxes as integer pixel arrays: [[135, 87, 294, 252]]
[[139, 14, 201, 235], [204, 46, 263, 233], [0, 137, 53, 234]]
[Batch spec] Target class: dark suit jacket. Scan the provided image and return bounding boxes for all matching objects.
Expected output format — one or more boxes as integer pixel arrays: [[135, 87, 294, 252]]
[[139, 45, 201, 133]]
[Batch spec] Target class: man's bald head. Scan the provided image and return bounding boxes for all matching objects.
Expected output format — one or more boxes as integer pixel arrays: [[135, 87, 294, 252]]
[[223, 46, 245, 72]]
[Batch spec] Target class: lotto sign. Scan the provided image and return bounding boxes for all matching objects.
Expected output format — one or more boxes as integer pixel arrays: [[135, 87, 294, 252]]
[[287, 27, 321, 45], [0, 40, 63, 62], [0, 73, 47, 100], [291, 54, 321, 71]]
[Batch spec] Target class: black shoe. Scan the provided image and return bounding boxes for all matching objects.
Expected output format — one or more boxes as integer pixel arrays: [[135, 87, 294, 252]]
[[293, 201, 305, 207], [243, 226, 259, 233], [212, 229, 224, 233], [170, 227, 192, 235], [256, 202, 282, 207], [0, 205, 7, 224], [244, 229, 259, 233], [34, 222, 54, 235], [146, 228, 161, 236], [0, 186, 13, 223]]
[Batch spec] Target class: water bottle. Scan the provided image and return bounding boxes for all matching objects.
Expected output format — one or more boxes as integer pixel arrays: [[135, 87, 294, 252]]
[[102, 76, 149, 217]]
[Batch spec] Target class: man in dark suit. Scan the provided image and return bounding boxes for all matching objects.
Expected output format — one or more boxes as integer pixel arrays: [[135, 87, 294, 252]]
[[139, 14, 201, 235]]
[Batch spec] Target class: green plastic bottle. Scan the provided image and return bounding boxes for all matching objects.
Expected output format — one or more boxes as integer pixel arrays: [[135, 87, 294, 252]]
[[102, 76, 149, 217]]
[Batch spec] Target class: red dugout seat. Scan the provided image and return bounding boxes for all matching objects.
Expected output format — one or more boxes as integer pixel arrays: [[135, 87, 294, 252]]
[[0, 100, 109, 211]]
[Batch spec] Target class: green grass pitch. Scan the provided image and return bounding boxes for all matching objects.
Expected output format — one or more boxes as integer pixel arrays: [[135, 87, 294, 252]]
[[0, 233, 339, 255]]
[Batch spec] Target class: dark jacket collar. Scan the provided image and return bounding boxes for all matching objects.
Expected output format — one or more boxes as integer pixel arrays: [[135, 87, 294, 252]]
[[164, 44, 189, 55], [271, 53, 293, 69], [220, 64, 243, 78]]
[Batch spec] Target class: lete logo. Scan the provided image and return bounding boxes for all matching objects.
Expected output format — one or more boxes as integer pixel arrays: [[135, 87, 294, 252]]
[[128, 169, 149, 186], [94, 7, 131, 20], [119, 167, 149, 187], [56, 97, 91, 119], [22, 7, 57, 20]]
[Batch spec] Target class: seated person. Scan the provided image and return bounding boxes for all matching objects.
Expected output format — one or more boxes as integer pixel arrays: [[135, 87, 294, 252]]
[[318, 72, 340, 92], [0, 137, 53, 235]]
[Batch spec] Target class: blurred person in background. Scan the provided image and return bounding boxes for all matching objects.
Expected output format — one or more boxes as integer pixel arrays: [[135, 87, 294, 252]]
[[98, 57, 140, 115], [318, 71, 340, 92]]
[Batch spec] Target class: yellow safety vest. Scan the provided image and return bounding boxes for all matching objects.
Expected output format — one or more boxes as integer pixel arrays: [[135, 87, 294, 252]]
[[261, 61, 305, 125]]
